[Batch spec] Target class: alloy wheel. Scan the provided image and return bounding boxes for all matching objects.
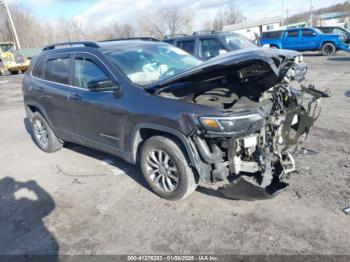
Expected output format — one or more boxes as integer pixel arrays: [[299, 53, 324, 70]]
[[33, 119, 49, 149], [145, 149, 179, 192]]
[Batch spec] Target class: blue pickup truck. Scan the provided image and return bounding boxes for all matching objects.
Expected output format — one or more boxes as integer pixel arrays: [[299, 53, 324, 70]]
[[259, 27, 350, 56]]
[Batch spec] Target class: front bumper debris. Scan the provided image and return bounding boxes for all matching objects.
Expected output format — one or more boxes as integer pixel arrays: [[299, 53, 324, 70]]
[[218, 176, 289, 201]]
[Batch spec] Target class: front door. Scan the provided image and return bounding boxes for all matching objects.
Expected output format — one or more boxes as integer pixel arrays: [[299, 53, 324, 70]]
[[68, 53, 126, 154]]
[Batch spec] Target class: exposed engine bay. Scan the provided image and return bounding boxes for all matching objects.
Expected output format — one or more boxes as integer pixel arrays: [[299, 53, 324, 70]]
[[154, 50, 323, 200]]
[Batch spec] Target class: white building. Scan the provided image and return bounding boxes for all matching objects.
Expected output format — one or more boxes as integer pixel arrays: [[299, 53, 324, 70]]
[[222, 16, 282, 41]]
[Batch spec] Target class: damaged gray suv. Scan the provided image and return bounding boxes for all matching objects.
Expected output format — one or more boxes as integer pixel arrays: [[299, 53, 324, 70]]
[[23, 40, 322, 200]]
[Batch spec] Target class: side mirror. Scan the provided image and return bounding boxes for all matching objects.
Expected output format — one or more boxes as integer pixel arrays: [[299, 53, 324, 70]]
[[88, 79, 120, 92]]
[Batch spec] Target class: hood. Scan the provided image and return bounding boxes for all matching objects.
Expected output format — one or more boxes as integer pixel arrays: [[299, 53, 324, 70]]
[[146, 48, 299, 93]]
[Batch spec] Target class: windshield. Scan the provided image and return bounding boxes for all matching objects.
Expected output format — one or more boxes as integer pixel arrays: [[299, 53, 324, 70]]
[[222, 34, 256, 50], [106, 44, 202, 86], [0, 43, 14, 53]]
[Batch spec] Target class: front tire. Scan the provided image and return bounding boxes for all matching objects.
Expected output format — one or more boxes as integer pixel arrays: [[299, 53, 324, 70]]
[[30, 112, 63, 153], [140, 136, 197, 200], [321, 43, 336, 56]]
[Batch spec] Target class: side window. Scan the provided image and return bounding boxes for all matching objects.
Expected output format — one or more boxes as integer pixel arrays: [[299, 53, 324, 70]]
[[177, 40, 195, 54], [333, 28, 346, 37], [199, 38, 226, 59], [32, 57, 45, 78], [287, 30, 299, 38], [44, 57, 70, 84], [322, 28, 332, 33], [73, 57, 111, 89], [302, 29, 315, 37]]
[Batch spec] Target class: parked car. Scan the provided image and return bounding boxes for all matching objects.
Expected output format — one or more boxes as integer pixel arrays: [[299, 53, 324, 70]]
[[23, 40, 321, 201], [316, 26, 350, 44], [259, 27, 350, 55], [164, 32, 258, 61]]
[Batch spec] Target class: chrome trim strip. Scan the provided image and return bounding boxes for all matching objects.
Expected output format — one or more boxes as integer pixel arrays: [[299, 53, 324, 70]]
[[100, 133, 120, 141]]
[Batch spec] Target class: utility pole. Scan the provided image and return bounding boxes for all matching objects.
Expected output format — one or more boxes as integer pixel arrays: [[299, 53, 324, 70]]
[[281, 0, 285, 27], [309, 0, 313, 27], [0, 0, 21, 49]]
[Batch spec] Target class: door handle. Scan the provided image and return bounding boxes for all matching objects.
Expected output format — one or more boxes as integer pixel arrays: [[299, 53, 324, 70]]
[[69, 94, 81, 101]]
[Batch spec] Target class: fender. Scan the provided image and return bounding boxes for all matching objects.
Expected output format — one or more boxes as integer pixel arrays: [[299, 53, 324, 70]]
[[130, 123, 201, 171], [24, 100, 55, 129], [319, 40, 337, 50]]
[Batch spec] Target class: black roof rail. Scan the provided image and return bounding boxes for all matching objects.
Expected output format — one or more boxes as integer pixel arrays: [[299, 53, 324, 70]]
[[42, 41, 100, 51], [164, 34, 188, 39], [99, 37, 159, 42]]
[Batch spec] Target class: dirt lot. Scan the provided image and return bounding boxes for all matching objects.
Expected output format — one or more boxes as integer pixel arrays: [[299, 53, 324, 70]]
[[0, 52, 350, 256]]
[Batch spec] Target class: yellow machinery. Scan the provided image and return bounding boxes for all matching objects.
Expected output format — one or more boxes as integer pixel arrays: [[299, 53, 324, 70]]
[[0, 42, 30, 76]]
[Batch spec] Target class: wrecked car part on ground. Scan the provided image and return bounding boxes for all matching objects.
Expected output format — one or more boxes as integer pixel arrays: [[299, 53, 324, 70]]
[[151, 49, 322, 200]]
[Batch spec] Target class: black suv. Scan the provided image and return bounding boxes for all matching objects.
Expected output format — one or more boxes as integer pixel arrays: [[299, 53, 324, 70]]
[[23, 40, 321, 200], [164, 32, 257, 61]]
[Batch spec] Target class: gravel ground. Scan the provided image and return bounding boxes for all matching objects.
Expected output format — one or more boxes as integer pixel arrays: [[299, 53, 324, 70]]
[[0, 52, 349, 256]]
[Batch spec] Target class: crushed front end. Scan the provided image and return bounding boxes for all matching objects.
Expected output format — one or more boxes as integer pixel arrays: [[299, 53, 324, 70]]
[[192, 75, 321, 200], [155, 48, 323, 200]]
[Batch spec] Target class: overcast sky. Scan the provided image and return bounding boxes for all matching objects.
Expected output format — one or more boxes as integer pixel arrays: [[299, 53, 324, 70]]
[[13, 0, 347, 30]]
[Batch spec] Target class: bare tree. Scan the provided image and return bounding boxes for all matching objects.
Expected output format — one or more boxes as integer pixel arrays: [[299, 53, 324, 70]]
[[213, 11, 225, 31], [223, 0, 243, 25], [205, 0, 244, 32], [138, 12, 167, 39], [160, 6, 193, 36], [138, 6, 193, 38]]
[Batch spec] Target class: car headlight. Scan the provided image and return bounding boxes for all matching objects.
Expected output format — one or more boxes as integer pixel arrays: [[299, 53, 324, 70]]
[[199, 112, 264, 133], [294, 54, 303, 63]]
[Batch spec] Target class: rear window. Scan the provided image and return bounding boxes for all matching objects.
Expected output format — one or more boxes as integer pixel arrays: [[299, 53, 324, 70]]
[[32, 57, 45, 79], [287, 30, 299, 37], [302, 29, 315, 37], [176, 40, 195, 54], [318, 27, 332, 34], [44, 57, 70, 85], [261, 31, 283, 39]]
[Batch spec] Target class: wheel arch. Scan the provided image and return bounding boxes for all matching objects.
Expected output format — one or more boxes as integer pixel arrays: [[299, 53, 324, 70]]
[[25, 102, 55, 129], [130, 123, 200, 171], [320, 41, 337, 49]]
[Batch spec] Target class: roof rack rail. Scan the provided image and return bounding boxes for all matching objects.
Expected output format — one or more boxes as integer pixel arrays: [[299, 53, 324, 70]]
[[192, 30, 223, 35], [99, 37, 159, 42], [42, 41, 100, 51], [164, 34, 188, 39]]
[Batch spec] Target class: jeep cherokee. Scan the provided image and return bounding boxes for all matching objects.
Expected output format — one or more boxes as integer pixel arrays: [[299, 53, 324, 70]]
[[22, 40, 321, 200]]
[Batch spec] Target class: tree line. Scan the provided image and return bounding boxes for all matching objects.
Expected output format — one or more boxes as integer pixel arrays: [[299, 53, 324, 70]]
[[0, 1, 243, 49]]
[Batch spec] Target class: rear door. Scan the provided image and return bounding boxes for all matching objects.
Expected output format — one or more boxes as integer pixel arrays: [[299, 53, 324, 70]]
[[282, 30, 301, 50], [39, 53, 78, 141], [68, 53, 126, 152]]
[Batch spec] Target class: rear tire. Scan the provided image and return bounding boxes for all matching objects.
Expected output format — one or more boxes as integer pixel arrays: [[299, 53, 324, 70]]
[[30, 112, 63, 153], [140, 135, 197, 200], [321, 43, 336, 56], [270, 45, 279, 49]]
